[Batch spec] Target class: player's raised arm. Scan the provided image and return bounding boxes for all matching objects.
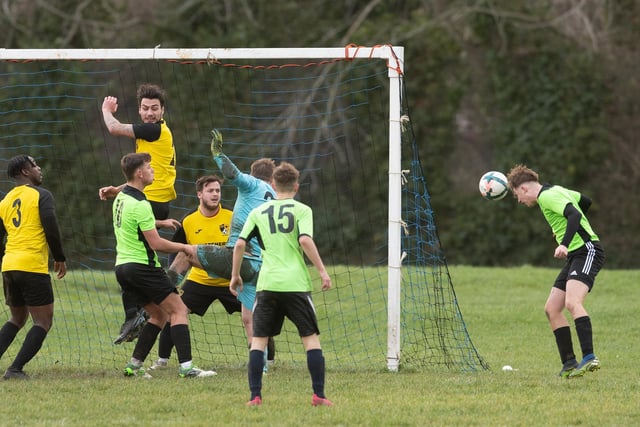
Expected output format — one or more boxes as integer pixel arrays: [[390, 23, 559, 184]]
[[102, 96, 135, 137]]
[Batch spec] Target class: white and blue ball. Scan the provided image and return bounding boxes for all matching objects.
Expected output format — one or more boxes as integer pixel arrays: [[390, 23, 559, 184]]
[[479, 171, 508, 201]]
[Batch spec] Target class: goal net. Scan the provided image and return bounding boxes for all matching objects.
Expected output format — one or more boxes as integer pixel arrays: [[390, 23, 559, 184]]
[[0, 46, 487, 372]]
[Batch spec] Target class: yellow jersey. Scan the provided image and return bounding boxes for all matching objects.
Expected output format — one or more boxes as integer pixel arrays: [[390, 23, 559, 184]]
[[174, 206, 233, 286], [134, 120, 177, 203], [0, 184, 65, 274]]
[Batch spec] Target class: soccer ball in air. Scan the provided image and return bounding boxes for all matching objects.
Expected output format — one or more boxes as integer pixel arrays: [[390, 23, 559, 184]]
[[479, 171, 508, 201]]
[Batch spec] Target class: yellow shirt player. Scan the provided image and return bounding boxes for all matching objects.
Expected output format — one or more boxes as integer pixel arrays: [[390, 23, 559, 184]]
[[0, 155, 66, 380], [176, 179, 232, 287], [99, 83, 177, 221]]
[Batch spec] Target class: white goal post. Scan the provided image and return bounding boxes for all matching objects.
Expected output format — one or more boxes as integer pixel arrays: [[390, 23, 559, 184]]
[[0, 46, 406, 371]]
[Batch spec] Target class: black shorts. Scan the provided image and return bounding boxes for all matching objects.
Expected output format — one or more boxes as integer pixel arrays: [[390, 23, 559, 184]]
[[3, 271, 54, 307], [553, 241, 605, 292], [252, 291, 320, 338], [149, 201, 171, 221], [115, 263, 178, 306], [180, 280, 241, 316]]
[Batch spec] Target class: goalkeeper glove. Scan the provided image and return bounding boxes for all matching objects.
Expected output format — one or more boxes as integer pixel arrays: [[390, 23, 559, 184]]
[[210, 129, 223, 157]]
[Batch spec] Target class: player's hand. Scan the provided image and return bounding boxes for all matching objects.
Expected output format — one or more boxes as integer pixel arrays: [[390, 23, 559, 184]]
[[98, 185, 119, 200], [210, 129, 223, 157], [156, 218, 181, 231], [182, 244, 197, 260], [102, 96, 118, 113], [54, 261, 67, 279], [229, 276, 243, 296], [554, 244, 568, 259], [320, 272, 332, 291]]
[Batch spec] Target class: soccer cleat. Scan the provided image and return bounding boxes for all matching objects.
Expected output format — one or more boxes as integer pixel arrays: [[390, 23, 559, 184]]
[[3, 367, 29, 380], [126, 309, 149, 341], [311, 394, 334, 407], [558, 359, 579, 378], [148, 359, 169, 370], [113, 318, 137, 345], [123, 363, 152, 379], [113, 308, 148, 344], [179, 365, 217, 378], [246, 396, 262, 406], [210, 129, 223, 157], [568, 355, 600, 378]]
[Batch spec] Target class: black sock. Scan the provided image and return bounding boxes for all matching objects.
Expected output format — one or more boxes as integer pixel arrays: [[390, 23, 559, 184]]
[[307, 349, 326, 398], [157, 323, 173, 360], [0, 321, 20, 358], [9, 325, 47, 371], [248, 349, 264, 400], [553, 326, 576, 364], [171, 324, 192, 364], [574, 316, 594, 358], [131, 323, 162, 362]]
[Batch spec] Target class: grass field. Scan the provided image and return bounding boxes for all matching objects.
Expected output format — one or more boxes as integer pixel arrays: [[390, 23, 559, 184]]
[[0, 266, 638, 426]]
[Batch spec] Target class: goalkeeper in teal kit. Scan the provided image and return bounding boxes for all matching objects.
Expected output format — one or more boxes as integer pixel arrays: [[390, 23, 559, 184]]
[[168, 130, 276, 363]]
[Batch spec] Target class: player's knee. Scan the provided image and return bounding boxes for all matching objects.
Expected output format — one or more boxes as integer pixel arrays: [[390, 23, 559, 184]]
[[564, 299, 583, 315]]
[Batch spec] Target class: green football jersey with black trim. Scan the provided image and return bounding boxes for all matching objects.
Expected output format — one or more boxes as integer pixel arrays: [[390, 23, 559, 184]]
[[240, 198, 314, 292]]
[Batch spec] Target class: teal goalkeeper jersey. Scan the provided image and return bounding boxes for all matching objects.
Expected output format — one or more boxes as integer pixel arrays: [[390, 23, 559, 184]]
[[113, 185, 160, 267], [213, 154, 275, 258], [239, 198, 313, 292], [537, 185, 599, 252]]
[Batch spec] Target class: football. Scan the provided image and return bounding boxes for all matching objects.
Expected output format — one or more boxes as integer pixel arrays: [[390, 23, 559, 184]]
[[479, 171, 508, 201]]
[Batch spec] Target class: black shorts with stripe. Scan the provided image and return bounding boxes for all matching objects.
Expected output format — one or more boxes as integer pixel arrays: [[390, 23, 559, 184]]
[[252, 290, 320, 338], [553, 241, 605, 291]]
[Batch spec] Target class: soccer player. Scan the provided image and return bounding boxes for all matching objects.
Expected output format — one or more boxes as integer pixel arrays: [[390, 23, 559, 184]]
[[230, 161, 333, 406], [0, 155, 67, 379], [507, 164, 605, 378], [168, 130, 277, 367], [98, 83, 180, 345], [113, 152, 214, 378], [149, 174, 246, 370]]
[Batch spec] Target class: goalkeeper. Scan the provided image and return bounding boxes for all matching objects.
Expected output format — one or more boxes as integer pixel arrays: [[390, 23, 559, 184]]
[[168, 130, 276, 364]]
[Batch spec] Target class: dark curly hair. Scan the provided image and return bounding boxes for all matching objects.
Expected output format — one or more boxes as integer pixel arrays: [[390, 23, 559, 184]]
[[7, 154, 36, 179]]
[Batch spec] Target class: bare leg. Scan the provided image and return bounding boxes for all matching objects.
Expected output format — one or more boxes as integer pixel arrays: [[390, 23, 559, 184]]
[[168, 250, 198, 275], [241, 305, 253, 347]]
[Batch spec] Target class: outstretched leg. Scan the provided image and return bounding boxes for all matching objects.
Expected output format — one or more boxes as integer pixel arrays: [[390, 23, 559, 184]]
[[174, 245, 259, 283]]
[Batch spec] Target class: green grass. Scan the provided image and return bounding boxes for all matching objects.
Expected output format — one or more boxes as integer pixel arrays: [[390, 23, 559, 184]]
[[1, 266, 638, 426]]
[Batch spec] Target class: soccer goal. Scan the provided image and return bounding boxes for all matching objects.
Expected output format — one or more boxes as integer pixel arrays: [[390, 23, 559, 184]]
[[0, 46, 487, 372]]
